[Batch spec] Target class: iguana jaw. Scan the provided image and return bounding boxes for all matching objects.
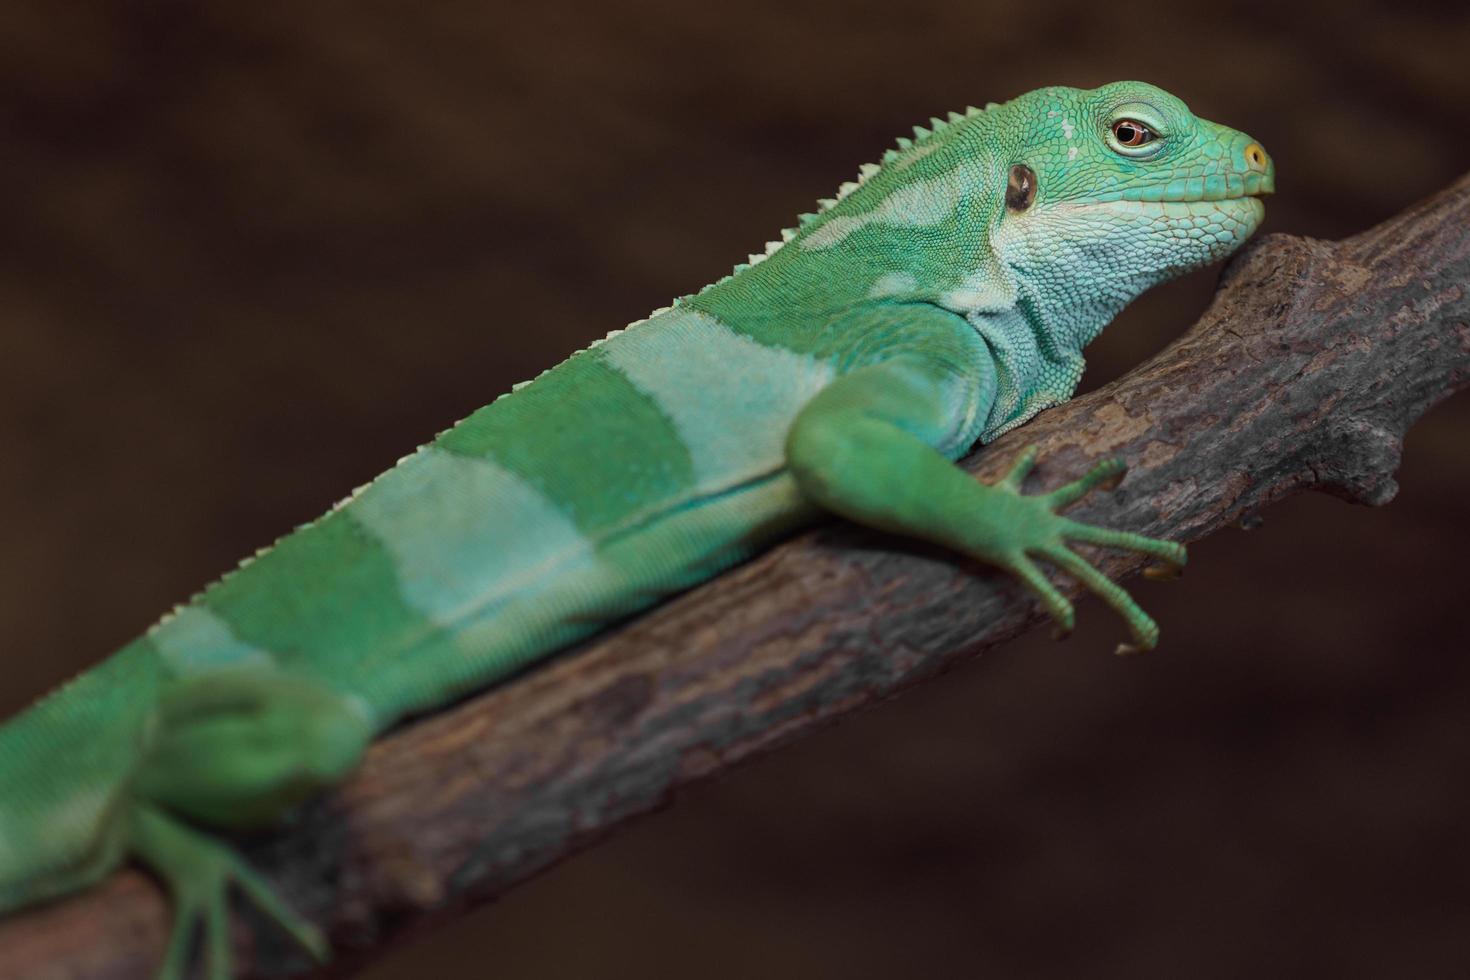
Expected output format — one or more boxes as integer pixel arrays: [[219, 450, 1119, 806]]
[[1095, 169, 1275, 205]]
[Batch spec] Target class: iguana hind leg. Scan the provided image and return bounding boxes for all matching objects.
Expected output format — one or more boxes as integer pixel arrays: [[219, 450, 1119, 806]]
[[128, 804, 328, 980], [126, 668, 371, 979]]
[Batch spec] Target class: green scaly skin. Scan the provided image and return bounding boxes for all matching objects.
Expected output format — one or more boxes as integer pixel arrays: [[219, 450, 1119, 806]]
[[0, 81, 1273, 978]]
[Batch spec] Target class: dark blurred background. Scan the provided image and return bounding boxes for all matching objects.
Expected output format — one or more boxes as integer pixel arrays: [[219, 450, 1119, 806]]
[[2, 1, 1469, 977]]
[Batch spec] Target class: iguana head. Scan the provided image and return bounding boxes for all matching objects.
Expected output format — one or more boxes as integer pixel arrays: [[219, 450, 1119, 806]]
[[989, 80, 1275, 340], [777, 80, 1273, 346], [761, 79, 1275, 437]]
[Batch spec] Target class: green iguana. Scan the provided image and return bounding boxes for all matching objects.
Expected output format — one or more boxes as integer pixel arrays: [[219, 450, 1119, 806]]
[[0, 80, 1273, 979]]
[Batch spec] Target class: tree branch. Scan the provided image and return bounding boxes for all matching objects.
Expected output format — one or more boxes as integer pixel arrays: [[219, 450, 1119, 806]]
[[4, 174, 1469, 980]]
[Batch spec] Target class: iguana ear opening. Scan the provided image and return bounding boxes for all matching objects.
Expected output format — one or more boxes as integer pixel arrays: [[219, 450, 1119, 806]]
[[1006, 164, 1036, 211]]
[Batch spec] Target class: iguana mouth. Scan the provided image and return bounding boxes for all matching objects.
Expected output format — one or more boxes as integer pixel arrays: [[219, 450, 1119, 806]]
[[1096, 170, 1275, 204]]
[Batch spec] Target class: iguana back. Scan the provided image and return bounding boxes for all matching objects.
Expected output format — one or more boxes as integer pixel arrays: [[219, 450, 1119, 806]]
[[153, 298, 846, 727]]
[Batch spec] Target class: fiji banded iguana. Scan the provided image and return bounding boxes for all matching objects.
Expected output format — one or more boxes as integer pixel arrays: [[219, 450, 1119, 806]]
[[0, 80, 1273, 979]]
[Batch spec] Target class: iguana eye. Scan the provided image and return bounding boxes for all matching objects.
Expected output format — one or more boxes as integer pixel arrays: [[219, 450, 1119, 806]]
[[1111, 119, 1154, 147]]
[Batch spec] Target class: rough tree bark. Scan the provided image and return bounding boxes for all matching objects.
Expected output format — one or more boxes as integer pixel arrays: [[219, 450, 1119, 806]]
[[2, 174, 1468, 980]]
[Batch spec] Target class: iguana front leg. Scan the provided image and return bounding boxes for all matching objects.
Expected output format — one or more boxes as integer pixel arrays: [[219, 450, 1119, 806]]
[[786, 356, 1185, 652]]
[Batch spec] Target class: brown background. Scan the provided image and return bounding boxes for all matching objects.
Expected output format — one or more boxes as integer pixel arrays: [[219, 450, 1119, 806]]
[[2, 1, 1469, 977]]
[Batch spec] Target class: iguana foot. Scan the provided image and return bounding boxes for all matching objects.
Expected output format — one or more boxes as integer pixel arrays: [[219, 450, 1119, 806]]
[[127, 804, 327, 980], [988, 446, 1186, 653]]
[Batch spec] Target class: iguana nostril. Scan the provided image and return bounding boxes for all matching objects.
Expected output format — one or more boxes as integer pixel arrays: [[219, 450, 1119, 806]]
[[1244, 142, 1269, 172]]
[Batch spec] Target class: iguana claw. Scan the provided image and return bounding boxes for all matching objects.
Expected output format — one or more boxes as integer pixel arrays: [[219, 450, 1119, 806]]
[[990, 446, 1186, 652], [128, 805, 327, 980]]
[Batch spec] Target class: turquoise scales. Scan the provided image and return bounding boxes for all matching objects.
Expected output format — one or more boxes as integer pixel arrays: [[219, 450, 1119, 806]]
[[0, 81, 1274, 979]]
